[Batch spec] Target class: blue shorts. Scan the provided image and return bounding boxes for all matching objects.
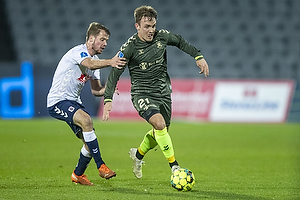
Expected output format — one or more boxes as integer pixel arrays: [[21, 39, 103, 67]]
[[47, 100, 90, 138]]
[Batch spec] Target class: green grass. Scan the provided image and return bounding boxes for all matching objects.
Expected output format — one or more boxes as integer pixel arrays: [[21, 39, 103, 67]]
[[0, 119, 299, 200]]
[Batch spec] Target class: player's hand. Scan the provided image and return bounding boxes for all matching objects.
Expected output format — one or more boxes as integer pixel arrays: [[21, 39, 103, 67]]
[[114, 86, 119, 95], [196, 58, 209, 78], [110, 52, 126, 69], [102, 102, 112, 121]]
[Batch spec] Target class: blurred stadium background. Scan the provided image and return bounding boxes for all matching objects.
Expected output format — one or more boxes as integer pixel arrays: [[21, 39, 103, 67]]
[[0, 0, 299, 122]]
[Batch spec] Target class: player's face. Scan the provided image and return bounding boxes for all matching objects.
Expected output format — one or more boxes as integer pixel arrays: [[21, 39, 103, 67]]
[[136, 16, 156, 42], [92, 30, 109, 54]]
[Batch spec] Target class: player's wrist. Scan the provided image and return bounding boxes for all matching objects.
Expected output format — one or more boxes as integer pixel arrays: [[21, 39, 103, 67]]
[[195, 55, 204, 61], [104, 99, 112, 105]]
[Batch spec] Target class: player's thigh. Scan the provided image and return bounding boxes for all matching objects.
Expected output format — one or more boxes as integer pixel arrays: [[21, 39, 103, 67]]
[[73, 109, 93, 131], [132, 95, 169, 129], [47, 100, 89, 137], [159, 95, 172, 127]]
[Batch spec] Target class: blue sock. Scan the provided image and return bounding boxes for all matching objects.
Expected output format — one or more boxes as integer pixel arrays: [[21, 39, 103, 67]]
[[83, 131, 105, 169], [74, 152, 92, 176], [86, 138, 105, 168]]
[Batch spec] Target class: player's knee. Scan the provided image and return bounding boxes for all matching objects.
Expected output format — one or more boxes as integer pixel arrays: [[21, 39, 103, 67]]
[[80, 118, 93, 131], [152, 120, 166, 131], [149, 114, 166, 130], [74, 109, 93, 131]]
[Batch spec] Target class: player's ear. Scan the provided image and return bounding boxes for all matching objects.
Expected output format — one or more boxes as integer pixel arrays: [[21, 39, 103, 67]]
[[135, 23, 140, 31], [88, 35, 95, 44]]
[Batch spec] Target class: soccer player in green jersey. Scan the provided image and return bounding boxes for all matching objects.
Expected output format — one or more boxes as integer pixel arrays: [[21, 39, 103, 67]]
[[103, 5, 209, 179]]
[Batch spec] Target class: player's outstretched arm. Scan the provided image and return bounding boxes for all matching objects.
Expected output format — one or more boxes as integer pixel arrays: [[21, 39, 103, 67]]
[[102, 102, 112, 121], [81, 52, 126, 70], [196, 58, 209, 78]]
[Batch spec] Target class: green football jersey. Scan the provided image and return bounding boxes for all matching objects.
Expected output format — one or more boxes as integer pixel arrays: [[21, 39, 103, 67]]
[[104, 29, 203, 101]]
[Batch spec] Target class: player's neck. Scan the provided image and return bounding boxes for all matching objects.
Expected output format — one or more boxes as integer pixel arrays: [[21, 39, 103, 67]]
[[85, 43, 95, 57]]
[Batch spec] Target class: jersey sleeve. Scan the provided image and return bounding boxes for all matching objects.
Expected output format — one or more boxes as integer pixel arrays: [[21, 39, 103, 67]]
[[120, 35, 135, 60], [72, 47, 91, 65], [163, 30, 203, 60], [103, 67, 125, 102], [104, 40, 133, 102]]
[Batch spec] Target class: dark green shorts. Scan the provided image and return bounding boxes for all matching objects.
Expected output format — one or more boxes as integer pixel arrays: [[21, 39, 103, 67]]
[[131, 94, 172, 127]]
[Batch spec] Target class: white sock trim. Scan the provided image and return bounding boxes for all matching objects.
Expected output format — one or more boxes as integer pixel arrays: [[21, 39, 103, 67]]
[[81, 145, 92, 158], [83, 130, 97, 143]]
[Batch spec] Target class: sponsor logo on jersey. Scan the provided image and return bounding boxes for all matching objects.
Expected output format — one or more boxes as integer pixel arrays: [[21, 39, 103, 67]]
[[77, 73, 91, 83], [80, 52, 88, 58]]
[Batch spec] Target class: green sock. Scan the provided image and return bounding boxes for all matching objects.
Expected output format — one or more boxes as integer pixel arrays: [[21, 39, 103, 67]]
[[154, 127, 175, 162], [139, 130, 158, 155]]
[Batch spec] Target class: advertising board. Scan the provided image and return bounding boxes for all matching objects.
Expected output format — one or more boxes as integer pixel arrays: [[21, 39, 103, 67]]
[[97, 79, 294, 123]]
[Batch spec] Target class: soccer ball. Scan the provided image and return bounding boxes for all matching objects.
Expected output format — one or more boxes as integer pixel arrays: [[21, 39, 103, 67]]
[[170, 168, 195, 191]]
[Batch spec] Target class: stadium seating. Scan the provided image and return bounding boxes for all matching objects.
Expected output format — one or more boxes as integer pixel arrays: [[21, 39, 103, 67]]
[[3, 0, 300, 79]]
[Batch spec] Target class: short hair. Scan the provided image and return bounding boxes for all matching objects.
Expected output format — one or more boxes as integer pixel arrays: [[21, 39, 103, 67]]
[[134, 5, 157, 24], [86, 22, 110, 42]]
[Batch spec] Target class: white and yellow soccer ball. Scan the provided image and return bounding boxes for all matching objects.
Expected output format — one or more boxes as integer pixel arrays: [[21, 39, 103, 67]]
[[170, 168, 195, 191]]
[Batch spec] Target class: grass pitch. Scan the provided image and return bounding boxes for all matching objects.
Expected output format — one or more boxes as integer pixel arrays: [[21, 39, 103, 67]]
[[0, 119, 299, 200]]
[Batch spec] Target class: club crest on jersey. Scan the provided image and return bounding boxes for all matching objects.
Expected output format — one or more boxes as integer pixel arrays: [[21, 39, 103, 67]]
[[157, 41, 163, 49], [139, 62, 147, 70], [80, 52, 88, 58], [77, 73, 91, 83]]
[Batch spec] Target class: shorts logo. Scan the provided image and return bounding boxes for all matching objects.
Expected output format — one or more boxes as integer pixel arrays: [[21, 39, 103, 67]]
[[68, 106, 75, 112], [54, 106, 68, 118]]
